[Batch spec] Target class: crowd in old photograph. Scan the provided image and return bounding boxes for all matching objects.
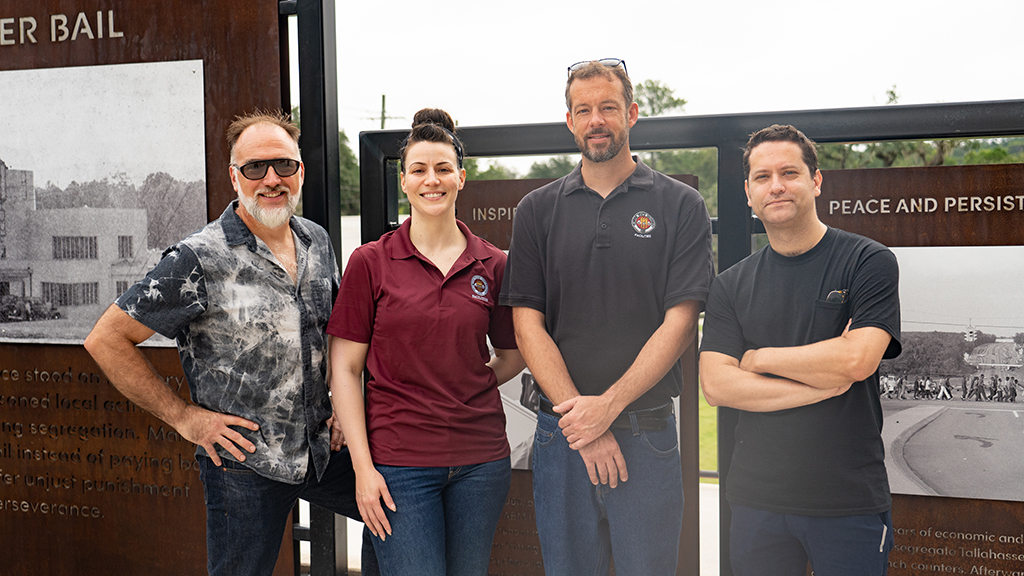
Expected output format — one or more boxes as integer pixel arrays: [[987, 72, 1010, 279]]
[[880, 372, 1021, 402]]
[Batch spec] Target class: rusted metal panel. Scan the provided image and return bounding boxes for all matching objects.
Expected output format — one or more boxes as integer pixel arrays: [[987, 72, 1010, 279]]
[[889, 494, 1024, 574], [488, 470, 545, 575], [458, 178, 547, 251], [0, 1, 290, 574], [0, 0, 284, 221], [820, 164, 1024, 247], [818, 163, 1024, 575], [0, 344, 209, 573]]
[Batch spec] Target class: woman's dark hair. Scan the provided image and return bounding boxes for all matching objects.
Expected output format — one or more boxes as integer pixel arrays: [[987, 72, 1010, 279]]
[[399, 108, 464, 172]]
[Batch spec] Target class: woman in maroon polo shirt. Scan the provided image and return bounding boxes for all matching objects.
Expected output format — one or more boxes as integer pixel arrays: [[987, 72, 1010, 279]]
[[327, 108, 525, 576]]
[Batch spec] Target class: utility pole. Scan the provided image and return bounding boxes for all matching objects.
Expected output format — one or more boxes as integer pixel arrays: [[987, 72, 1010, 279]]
[[363, 95, 402, 128], [377, 95, 401, 129]]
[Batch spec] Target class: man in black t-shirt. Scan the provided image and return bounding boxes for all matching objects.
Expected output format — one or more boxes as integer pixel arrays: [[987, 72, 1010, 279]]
[[700, 124, 901, 576]]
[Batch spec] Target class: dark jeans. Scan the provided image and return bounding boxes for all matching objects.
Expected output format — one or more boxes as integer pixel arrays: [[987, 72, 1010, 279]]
[[370, 457, 511, 576], [198, 449, 379, 576], [729, 504, 894, 576], [533, 405, 683, 576]]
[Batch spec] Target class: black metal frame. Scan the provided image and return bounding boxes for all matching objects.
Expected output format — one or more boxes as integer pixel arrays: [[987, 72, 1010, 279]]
[[278, 5, 1024, 572], [279, 1, 350, 575], [358, 99, 1024, 576]]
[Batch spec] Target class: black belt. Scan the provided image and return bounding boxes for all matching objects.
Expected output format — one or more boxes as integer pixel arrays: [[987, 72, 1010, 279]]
[[538, 398, 671, 431]]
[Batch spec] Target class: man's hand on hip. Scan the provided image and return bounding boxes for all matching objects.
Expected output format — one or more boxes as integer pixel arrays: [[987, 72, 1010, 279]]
[[177, 405, 260, 467]]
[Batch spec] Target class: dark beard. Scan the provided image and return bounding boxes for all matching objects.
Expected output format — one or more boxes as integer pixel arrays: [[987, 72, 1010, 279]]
[[577, 127, 628, 163]]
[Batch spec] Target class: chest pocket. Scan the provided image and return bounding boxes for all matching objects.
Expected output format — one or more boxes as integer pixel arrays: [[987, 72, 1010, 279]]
[[308, 278, 334, 320], [809, 299, 849, 343]]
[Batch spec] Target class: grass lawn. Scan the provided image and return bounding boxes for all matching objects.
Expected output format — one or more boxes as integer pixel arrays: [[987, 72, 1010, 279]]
[[698, 388, 719, 484], [696, 318, 719, 484]]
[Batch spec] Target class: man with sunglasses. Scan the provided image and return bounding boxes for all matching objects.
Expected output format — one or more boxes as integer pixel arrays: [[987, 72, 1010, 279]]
[[85, 110, 378, 576], [501, 59, 714, 575]]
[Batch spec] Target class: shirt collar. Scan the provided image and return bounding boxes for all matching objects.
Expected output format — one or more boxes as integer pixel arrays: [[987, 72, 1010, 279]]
[[221, 199, 311, 251], [389, 218, 491, 262], [561, 155, 654, 197]]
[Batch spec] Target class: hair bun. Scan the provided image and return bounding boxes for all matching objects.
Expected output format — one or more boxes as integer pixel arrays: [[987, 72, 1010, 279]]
[[412, 108, 456, 133]]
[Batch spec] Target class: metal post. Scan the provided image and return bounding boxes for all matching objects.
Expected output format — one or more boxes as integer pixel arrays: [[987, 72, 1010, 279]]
[[310, 504, 349, 576], [358, 130, 404, 243], [679, 337, 701, 576], [293, 1, 347, 574], [296, 0, 342, 271], [713, 138, 751, 576]]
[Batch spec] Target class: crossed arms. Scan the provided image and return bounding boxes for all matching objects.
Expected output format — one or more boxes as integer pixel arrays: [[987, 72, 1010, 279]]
[[699, 323, 893, 413]]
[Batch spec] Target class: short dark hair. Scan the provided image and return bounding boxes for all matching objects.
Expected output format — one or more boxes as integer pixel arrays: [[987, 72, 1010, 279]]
[[399, 108, 464, 171], [565, 61, 633, 111], [226, 109, 300, 162], [743, 124, 818, 179]]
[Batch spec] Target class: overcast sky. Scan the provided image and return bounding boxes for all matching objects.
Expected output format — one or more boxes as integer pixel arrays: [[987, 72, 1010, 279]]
[[299, 0, 1024, 172]]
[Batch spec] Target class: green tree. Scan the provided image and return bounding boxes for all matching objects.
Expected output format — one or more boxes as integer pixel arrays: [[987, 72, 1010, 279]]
[[1014, 333, 1024, 347], [962, 144, 1012, 165], [338, 130, 360, 215], [634, 80, 686, 117], [818, 143, 871, 170], [464, 158, 519, 181], [526, 155, 578, 179], [816, 86, 1014, 170], [291, 106, 361, 215], [633, 80, 687, 172], [654, 148, 718, 217]]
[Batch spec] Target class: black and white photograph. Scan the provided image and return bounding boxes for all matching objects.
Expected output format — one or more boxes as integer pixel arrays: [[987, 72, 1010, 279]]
[[0, 60, 207, 344], [881, 245, 1024, 502]]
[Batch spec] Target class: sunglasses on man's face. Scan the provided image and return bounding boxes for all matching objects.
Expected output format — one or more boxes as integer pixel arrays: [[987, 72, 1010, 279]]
[[232, 158, 300, 180]]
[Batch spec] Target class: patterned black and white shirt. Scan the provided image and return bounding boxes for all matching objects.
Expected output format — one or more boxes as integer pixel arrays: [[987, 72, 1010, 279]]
[[117, 201, 340, 484]]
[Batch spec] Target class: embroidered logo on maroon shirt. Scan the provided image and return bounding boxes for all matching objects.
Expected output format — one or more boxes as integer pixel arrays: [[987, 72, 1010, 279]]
[[471, 275, 489, 299]]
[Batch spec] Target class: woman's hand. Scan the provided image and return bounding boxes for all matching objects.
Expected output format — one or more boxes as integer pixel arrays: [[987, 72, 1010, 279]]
[[356, 467, 396, 540]]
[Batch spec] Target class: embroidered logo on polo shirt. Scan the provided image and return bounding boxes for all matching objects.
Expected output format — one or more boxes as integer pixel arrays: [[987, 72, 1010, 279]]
[[632, 211, 656, 238], [471, 275, 490, 301]]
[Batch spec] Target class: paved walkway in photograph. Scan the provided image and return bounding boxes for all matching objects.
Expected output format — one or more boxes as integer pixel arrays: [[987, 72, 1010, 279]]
[[883, 400, 1024, 500]]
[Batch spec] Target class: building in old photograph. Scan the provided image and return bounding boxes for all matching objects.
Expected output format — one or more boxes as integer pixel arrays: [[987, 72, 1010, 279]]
[[0, 155, 159, 327]]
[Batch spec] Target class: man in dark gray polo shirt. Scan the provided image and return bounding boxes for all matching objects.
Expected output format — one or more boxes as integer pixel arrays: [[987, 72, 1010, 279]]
[[501, 59, 714, 576], [85, 110, 377, 576]]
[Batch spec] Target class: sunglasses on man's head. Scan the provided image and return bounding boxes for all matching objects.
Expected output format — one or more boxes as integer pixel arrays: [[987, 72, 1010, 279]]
[[567, 58, 627, 77], [232, 158, 300, 180]]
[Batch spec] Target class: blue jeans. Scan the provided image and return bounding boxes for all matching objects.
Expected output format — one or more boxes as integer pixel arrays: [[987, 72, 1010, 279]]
[[729, 504, 894, 576], [198, 450, 379, 576], [533, 405, 683, 576], [370, 457, 511, 576]]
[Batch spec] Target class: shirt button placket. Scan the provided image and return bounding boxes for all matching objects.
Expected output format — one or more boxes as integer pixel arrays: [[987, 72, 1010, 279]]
[[596, 204, 611, 248]]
